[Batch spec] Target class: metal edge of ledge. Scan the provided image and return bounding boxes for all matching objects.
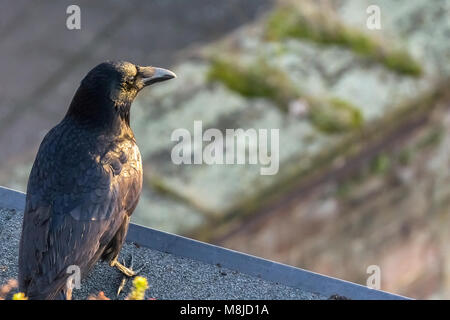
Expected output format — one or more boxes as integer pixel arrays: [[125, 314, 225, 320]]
[[0, 186, 410, 300]]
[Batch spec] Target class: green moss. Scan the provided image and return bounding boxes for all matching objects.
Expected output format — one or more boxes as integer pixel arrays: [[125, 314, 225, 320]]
[[207, 58, 299, 109], [265, 5, 422, 77], [336, 181, 352, 198], [416, 127, 443, 150], [266, 7, 315, 42], [397, 148, 412, 166], [337, 28, 377, 55], [309, 98, 363, 134], [209, 58, 363, 134], [383, 50, 423, 76], [267, 7, 360, 49], [266, 6, 378, 49], [371, 153, 391, 175]]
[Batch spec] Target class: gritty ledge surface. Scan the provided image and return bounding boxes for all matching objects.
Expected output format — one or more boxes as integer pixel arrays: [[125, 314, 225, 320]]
[[0, 186, 408, 300], [0, 207, 323, 299]]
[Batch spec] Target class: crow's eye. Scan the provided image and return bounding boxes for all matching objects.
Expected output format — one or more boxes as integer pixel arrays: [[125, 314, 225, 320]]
[[126, 76, 136, 84]]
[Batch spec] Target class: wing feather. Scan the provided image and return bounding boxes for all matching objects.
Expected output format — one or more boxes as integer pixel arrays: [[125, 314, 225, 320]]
[[18, 123, 142, 299]]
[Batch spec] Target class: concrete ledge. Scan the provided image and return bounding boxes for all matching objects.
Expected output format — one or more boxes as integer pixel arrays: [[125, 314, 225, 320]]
[[0, 186, 409, 300]]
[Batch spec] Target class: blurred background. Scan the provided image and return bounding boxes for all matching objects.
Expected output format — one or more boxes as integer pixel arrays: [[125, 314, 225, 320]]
[[1, 0, 449, 299]]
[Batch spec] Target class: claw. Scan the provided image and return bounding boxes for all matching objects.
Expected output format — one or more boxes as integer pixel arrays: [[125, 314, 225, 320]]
[[129, 254, 134, 270], [115, 254, 144, 297], [117, 277, 127, 297], [134, 265, 145, 274]]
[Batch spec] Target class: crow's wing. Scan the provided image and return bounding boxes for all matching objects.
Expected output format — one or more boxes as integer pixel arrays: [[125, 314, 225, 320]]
[[18, 124, 142, 299]]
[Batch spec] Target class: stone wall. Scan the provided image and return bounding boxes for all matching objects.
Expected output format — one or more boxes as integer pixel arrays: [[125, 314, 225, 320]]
[[220, 93, 450, 299], [129, 0, 449, 240]]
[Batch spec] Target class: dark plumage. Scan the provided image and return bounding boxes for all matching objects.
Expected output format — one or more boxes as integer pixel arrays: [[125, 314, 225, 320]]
[[18, 61, 176, 299]]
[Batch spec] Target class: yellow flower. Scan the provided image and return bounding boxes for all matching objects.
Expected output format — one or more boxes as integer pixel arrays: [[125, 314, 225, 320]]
[[12, 292, 27, 300], [127, 276, 148, 300]]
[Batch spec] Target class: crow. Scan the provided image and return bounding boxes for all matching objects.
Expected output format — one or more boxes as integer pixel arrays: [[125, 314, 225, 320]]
[[18, 61, 176, 300]]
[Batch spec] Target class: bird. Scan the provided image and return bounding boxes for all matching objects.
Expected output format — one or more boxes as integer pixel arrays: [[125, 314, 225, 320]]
[[18, 61, 176, 299]]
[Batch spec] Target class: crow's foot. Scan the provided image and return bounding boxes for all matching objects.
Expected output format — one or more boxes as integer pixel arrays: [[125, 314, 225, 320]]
[[110, 254, 144, 296], [110, 255, 136, 277]]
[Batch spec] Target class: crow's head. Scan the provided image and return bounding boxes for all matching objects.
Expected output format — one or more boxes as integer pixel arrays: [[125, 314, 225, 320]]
[[67, 61, 176, 127], [85, 61, 176, 102]]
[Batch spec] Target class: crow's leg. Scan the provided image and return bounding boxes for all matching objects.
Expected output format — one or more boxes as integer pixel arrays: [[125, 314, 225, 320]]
[[105, 216, 135, 276], [105, 216, 147, 296], [110, 254, 145, 296], [110, 255, 134, 297]]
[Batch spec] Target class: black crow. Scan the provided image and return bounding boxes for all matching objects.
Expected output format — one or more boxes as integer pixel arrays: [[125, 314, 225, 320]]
[[18, 61, 176, 299]]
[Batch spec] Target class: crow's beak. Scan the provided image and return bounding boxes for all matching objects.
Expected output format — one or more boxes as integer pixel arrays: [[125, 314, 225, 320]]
[[139, 66, 176, 86]]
